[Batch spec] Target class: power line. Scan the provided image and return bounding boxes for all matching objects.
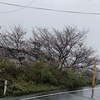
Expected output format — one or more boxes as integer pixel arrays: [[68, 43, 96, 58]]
[[0, 1, 100, 15], [0, 0, 36, 13]]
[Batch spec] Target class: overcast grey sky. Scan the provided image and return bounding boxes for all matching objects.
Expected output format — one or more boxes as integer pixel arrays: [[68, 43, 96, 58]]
[[0, 0, 100, 56]]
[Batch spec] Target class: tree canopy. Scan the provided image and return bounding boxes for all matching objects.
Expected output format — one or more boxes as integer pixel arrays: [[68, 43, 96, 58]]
[[0, 25, 99, 70], [30, 26, 100, 70]]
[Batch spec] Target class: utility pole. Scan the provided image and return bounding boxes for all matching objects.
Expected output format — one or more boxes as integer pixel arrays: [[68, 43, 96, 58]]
[[92, 61, 96, 86]]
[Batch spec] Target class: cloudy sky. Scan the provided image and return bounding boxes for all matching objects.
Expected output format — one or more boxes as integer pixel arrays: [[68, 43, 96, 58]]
[[0, 0, 100, 56]]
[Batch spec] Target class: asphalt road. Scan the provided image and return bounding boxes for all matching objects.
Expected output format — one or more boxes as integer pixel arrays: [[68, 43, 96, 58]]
[[1, 85, 100, 100]]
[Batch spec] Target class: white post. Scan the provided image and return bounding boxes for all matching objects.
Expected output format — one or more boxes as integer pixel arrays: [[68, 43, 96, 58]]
[[4, 80, 7, 96]]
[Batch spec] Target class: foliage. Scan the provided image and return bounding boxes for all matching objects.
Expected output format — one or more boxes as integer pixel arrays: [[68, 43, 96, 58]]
[[0, 57, 93, 97], [0, 57, 17, 80], [30, 27, 100, 70], [0, 25, 99, 97]]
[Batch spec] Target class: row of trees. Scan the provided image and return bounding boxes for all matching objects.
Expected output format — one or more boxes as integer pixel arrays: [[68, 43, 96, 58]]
[[0, 25, 99, 97], [0, 25, 99, 71]]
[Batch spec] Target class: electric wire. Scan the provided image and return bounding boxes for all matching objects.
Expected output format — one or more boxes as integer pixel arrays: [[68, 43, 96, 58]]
[[0, 1, 100, 15], [0, 0, 36, 13]]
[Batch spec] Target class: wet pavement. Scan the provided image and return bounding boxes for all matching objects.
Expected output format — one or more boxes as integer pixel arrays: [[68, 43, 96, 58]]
[[1, 85, 100, 100]]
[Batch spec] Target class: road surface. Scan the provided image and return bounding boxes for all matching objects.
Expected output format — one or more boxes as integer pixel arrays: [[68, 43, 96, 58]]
[[1, 85, 100, 100]]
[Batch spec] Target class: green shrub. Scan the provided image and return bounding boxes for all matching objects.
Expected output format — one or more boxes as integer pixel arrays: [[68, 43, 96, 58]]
[[0, 57, 93, 97], [0, 57, 17, 79]]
